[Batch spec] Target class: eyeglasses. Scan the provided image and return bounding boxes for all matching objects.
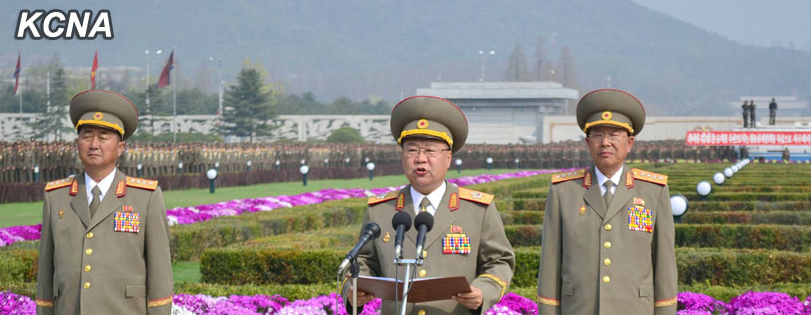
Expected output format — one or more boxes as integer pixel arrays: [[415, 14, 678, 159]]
[[587, 132, 628, 143], [403, 147, 451, 157]]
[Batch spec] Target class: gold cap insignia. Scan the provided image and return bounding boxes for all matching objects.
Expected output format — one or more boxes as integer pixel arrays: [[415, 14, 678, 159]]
[[601, 111, 612, 120], [383, 232, 390, 243], [93, 112, 104, 120], [417, 119, 429, 129]]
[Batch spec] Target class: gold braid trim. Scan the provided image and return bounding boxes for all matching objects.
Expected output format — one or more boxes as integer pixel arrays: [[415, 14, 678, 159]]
[[536, 294, 560, 306], [35, 299, 53, 307], [398, 129, 453, 146], [148, 295, 173, 307], [654, 296, 678, 307], [76, 120, 125, 136], [477, 274, 507, 299], [583, 120, 633, 134]]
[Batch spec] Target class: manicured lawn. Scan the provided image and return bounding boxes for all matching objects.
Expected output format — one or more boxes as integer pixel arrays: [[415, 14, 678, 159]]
[[173, 261, 202, 283], [0, 168, 514, 228]]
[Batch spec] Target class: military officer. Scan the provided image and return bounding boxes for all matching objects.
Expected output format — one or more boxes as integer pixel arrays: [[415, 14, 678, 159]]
[[36, 90, 173, 315], [342, 96, 515, 314], [537, 89, 677, 314]]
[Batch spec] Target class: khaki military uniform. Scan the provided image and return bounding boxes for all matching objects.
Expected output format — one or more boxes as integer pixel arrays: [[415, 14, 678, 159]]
[[537, 166, 677, 315], [36, 170, 173, 314], [343, 183, 515, 314]]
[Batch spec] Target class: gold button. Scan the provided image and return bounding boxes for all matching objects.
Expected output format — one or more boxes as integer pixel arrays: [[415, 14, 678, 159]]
[[603, 276, 610, 283], [419, 269, 427, 277], [86, 232, 94, 239], [604, 224, 613, 231], [83, 282, 91, 289], [85, 248, 92, 255], [418, 310, 426, 315], [422, 250, 428, 258], [604, 258, 611, 266], [84, 265, 91, 272], [604, 241, 612, 249]]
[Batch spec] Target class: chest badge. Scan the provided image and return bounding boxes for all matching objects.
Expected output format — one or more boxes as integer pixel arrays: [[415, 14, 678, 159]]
[[58, 209, 64, 218], [383, 232, 390, 243], [579, 205, 586, 215], [634, 198, 645, 207]]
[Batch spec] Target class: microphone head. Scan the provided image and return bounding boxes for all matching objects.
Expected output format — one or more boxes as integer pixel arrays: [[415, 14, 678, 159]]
[[363, 222, 382, 239], [414, 212, 435, 232], [392, 211, 413, 231]]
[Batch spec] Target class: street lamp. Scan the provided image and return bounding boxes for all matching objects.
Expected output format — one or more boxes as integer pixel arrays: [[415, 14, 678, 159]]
[[275, 159, 281, 170], [324, 158, 329, 167], [345, 157, 351, 168], [300, 164, 310, 186], [246, 160, 252, 172], [455, 158, 462, 173], [215, 161, 220, 171], [486, 157, 493, 171], [177, 162, 183, 174], [366, 162, 375, 181], [136, 163, 143, 177], [712, 172, 725, 185], [478, 50, 495, 82], [723, 168, 733, 178], [514, 158, 520, 170], [670, 194, 688, 223], [696, 181, 712, 200], [206, 168, 218, 194], [33, 164, 40, 182]]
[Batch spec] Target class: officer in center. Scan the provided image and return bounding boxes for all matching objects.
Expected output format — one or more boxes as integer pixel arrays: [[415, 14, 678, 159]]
[[537, 89, 678, 314], [342, 96, 515, 314]]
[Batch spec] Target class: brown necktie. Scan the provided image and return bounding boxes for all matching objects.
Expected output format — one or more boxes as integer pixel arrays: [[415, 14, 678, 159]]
[[90, 186, 101, 218], [419, 197, 430, 213], [603, 181, 615, 207]]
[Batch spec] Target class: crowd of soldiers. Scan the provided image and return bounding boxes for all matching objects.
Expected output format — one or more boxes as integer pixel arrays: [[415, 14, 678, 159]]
[[0, 140, 738, 183]]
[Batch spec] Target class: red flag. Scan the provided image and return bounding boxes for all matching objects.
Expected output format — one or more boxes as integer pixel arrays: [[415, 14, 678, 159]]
[[156, 51, 174, 88], [13, 53, 20, 95], [91, 50, 98, 89]]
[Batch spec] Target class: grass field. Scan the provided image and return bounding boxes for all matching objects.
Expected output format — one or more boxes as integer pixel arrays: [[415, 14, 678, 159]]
[[0, 168, 514, 228]]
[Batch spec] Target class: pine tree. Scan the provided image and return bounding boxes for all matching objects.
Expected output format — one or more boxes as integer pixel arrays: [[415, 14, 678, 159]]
[[29, 68, 72, 141], [555, 46, 579, 89], [216, 67, 277, 142], [504, 44, 531, 81]]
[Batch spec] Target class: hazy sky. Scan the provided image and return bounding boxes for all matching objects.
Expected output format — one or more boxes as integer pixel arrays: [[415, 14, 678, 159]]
[[632, 0, 811, 50]]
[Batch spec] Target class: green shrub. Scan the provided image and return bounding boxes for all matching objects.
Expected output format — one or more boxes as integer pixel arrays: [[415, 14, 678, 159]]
[[683, 211, 811, 225], [0, 248, 38, 283], [200, 248, 344, 285]]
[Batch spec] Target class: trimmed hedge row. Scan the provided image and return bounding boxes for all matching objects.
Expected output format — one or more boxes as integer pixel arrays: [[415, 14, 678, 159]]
[[0, 248, 38, 284], [682, 211, 811, 225], [504, 224, 811, 251], [680, 192, 811, 202], [200, 248, 345, 285], [500, 211, 543, 225], [171, 200, 367, 261], [689, 201, 811, 212]]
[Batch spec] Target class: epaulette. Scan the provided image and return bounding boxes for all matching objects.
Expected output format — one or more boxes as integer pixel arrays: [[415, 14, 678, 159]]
[[551, 169, 588, 184], [458, 187, 494, 205], [44, 177, 74, 191], [631, 168, 668, 186], [368, 191, 399, 205], [125, 176, 159, 191]]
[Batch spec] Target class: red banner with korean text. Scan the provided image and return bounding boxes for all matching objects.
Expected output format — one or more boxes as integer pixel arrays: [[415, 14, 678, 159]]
[[686, 131, 811, 146]]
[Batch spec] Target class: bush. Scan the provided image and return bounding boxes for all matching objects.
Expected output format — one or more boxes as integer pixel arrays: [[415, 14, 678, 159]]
[[683, 211, 811, 225], [200, 248, 345, 285], [0, 248, 38, 284], [326, 127, 365, 143]]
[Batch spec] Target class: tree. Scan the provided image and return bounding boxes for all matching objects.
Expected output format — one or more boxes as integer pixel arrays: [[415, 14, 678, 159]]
[[28, 68, 73, 141], [532, 36, 547, 81], [555, 46, 579, 89], [504, 44, 531, 82], [216, 67, 277, 142], [326, 127, 365, 143]]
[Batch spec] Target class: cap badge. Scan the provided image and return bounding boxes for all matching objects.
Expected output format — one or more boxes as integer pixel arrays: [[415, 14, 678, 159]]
[[93, 112, 104, 120], [601, 111, 612, 120], [417, 119, 429, 129]]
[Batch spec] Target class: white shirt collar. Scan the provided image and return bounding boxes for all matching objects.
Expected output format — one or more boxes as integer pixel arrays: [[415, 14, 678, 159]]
[[594, 165, 623, 195], [410, 181, 447, 216], [85, 169, 117, 204]]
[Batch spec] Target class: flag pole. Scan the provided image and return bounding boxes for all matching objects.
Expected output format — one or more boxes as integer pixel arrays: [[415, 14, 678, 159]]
[[172, 47, 177, 143]]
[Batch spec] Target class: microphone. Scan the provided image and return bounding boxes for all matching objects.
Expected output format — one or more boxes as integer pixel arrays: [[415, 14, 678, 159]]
[[338, 223, 382, 276], [413, 212, 434, 261], [391, 211, 413, 259]]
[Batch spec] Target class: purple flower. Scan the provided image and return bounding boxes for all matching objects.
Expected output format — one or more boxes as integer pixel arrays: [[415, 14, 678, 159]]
[[678, 292, 727, 312], [0, 291, 36, 315], [485, 293, 538, 315], [726, 291, 803, 315]]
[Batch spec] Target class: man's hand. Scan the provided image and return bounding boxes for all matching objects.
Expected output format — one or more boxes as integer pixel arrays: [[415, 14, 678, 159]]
[[452, 285, 483, 310], [346, 285, 375, 307]]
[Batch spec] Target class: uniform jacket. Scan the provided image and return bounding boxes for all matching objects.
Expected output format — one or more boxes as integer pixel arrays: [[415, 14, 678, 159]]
[[36, 169, 173, 315], [537, 166, 677, 315], [343, 182, 515, 314]]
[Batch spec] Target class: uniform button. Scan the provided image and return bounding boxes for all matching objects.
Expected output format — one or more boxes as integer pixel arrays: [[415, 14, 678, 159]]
[[603, 276, 611, 283], [418, 310, 426, 315], [604, 224, 613, 231], [84, 265, 91, 272], [422, 250, 428, 258], [86, 232, 94, 239], [419, 270, 427, 277], [604, 258, 611, 266], [604, 241, 612, 249], [83, 282, 91, 289], [85, 248, 92, 255]]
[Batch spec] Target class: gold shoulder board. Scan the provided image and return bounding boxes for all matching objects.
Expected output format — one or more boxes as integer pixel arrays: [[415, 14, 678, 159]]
[[125, 176, 159, 191], [44, 177, 74, 191], [551, 169, 587, 184], [458, 187, 494, 205], [631, 168, 668, 186], [368, 191, 399, 205]]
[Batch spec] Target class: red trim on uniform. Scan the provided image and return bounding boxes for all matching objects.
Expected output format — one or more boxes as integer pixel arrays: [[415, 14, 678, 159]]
[[625, 171, 635, 188], [395, 192, 405, 211], [69, 180, 79, 196], [448, 192, 459, 211], [115, 180, 127, 197], [582, 171, 592, 189]]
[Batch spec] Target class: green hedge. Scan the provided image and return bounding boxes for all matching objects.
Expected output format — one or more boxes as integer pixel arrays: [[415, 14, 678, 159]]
[[0, 248, 38, 284], [680, 192, 811, 202], [504, 224, 811, 251], [200, 248, 344, 285], [171, 200, 366, 261], [683, 211, 811, 225], [688, 201, 811, 212], [500, 211, 543, 225]]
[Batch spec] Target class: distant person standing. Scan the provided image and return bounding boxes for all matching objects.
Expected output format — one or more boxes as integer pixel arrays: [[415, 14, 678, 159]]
[[769, 98, 778, 125], [783, 148, 790, 163], [741, 101, 750, 128], [749, 100, 757, 128]]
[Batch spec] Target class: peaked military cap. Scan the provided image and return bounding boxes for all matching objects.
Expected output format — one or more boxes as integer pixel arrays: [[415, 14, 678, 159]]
[[70, 90, 139, 140], [390, 96, 468, 153], [576, 89, 646, 136]]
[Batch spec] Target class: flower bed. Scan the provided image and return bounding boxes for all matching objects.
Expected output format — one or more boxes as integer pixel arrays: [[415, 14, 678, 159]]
[[3, 291, 810, 315], [0, 170, 567, 248]]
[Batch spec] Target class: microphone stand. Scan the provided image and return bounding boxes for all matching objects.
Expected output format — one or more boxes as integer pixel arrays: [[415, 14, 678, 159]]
[[395, 256, 424, 315], [350, 258, 360, 315]]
